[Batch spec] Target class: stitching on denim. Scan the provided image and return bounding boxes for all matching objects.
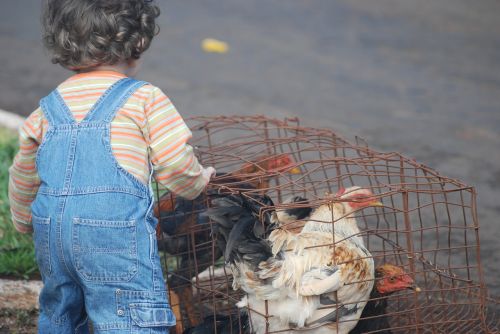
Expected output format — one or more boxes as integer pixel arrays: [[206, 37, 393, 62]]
[[49, 123, 108, 131], [38, 185, 147, 198], [56, 195, 82, 285], [73, 218, 138, 283], [79, 78, 129, 123], [103, 81, 148, 122], [40, 95, 55, 126], [40, 91, 73, 125], [53, 89, 77, 124], [92, 322, 130, 330], [74, 316, 89, 333], [35, 125, 54, 171], [74, 218, 136, 227], [103, 125, 150, 194], [32, 214, 52, 276], [51, 312, 69, 325], [120, 290, 168, 298], [61, 130, 78, 194], [78, 247, 135, 254], [129, 304, 175, 326]]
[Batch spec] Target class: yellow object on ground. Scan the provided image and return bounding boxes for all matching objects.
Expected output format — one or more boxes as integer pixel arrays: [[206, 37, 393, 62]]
[[201, 38, 229, 53]]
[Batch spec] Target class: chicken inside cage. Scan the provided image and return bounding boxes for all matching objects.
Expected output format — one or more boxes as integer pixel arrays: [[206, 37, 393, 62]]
[[154, 116, 498, 334]]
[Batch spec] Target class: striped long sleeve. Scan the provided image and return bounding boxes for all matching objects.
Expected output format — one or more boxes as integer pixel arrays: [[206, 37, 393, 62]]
[[145, 86, 209, 199], [8, 111, 43, 233]]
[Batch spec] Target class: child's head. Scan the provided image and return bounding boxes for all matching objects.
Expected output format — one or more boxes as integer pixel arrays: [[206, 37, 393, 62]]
[[42, 0, 160, 71]]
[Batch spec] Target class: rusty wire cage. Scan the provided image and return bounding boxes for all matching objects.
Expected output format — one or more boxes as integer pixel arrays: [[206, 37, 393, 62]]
[[154, 115, 499, 334]]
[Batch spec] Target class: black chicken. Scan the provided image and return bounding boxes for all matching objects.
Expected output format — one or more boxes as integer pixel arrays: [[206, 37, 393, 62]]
[[155, 154, 302, 329]]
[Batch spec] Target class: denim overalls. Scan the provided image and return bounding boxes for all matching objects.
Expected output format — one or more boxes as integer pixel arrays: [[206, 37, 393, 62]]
[[31, 78, 176, 333]]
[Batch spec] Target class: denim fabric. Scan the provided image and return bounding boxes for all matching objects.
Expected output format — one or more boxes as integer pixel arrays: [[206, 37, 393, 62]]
[[31, 78, 175, 333]]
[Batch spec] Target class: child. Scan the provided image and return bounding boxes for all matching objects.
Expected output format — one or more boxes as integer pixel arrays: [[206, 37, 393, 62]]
[[8, 0, 215, 333]]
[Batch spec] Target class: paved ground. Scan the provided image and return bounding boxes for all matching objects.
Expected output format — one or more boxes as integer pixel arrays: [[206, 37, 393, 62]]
[[1, 0, 499, 296]]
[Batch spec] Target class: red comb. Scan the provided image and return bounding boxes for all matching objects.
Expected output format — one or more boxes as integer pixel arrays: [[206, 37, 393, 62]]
[[335, 187, 346, 196]]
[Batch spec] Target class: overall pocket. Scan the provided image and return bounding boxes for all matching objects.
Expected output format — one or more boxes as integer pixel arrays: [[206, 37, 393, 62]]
[[73, 218, 138, 283], [115, 290, 175, 333], [32, 214, 51, 276], [130, 303, 175, 333]]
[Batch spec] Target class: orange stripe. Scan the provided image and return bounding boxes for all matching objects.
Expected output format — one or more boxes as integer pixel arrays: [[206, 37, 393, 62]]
[[20, 142, 38, 150], [13, 223, 33, 234], [149, 115, 183, 138], [12, 178, 34, 188], [67, 70, 126, 80], [110, 130, 145, 140], [9, 192, 34, 204], [61, 90, 147, 101], [24, 120, 38, 135], [171, 176, 201, 195], [14, 164, 36, 172], [114, 153, 144, 164], [148, 95, 168, 109], [62, 92, 104, 100], [156, 155, 195, 180], [153, 140, 187, 162]]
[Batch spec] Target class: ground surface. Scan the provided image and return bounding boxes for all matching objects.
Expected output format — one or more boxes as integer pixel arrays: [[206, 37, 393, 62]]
[[0, 279, 40, 333], [0, 0, 499, 299]]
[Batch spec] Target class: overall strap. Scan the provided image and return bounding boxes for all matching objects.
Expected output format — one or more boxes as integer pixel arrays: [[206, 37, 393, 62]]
[[82, 77, 148, 123], [39, 90, 76, 126]]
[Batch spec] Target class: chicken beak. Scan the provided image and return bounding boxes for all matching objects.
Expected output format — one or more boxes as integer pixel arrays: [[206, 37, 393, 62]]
[[409, 284, 421, 293], [370, 200, 384, 207], [288, 166, 302, 175]]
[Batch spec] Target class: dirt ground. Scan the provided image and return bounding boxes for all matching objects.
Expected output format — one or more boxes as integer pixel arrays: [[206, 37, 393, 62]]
[[0, 279, 40, 333], [0, 308, 38, 334]]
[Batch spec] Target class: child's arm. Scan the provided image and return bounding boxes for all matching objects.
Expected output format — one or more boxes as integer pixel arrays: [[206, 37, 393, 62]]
[[145, 87, 214, 200], [8, 109, 44, 234]]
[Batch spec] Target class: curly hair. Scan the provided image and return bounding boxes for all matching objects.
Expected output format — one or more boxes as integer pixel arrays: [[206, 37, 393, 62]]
[[42, 0, 160, 70]]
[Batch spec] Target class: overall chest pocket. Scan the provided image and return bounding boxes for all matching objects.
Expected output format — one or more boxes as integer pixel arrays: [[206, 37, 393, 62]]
[[72, 218, 138, 283], [32, 214, 51, 276]]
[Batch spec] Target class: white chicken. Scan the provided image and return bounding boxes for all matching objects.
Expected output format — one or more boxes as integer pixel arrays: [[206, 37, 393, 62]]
[[206, 186, 383, 334]]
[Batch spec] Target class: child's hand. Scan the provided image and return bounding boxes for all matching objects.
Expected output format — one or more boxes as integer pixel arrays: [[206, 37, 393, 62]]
[[202, 166, 216, 183]]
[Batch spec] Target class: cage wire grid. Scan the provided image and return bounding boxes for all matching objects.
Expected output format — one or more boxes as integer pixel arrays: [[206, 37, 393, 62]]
[[153, 115, 499, 334]]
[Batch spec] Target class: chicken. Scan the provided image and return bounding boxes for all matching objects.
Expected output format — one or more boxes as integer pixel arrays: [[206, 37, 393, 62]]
[[155, 153, 301, 246], [206, 194, 312, 292], [205, 186, 383, 334], [155, 154, 301, 329], [183, 264, 418, 334], [350, 264, 420, 334]]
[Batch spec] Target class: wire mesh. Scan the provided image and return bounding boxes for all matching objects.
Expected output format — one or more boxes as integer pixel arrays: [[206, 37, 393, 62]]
[[154, 115, 498, 334]]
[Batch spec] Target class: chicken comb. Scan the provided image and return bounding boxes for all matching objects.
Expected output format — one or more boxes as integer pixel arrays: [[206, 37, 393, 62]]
[[335, 187, 346, 197], [376, 263, 405, 277]]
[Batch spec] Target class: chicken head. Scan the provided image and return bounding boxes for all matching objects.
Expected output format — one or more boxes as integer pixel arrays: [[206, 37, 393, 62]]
[[374, 264, 420, 295]]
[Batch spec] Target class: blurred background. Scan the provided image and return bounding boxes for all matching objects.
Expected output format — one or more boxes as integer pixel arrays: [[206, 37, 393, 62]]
[[0, 0, 499, 296]]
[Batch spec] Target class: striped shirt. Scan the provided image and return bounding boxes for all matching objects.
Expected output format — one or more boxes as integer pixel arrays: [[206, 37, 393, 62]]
[[8, 70, 209, 233]]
